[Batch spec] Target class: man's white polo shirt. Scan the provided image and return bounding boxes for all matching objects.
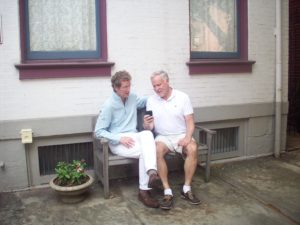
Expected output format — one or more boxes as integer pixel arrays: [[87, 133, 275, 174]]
[[147, 89, 193, 135]]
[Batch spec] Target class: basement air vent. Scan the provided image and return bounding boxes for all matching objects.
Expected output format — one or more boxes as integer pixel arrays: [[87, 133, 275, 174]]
[[200, 127, 239, 155], [38, 142, 93, 176]]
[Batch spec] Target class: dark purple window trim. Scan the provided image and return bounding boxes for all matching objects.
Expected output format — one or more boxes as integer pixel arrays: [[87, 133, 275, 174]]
[[15, 61, 114, 79], [15, 0, 114, 79], [187, 0, 255, 74], [187, 60, 255, 74]]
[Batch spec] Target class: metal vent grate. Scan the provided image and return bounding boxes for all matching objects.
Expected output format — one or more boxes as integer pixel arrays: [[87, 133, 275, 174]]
[[38, 142, 93, 176], [200, 127, 238, 154]]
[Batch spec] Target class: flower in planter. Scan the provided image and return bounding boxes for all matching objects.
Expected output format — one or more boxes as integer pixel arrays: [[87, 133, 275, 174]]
[[54, 159, 89, 186]]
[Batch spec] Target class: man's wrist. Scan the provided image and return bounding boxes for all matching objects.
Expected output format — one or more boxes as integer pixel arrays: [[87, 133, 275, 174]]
[[185, 135, 192, 141]]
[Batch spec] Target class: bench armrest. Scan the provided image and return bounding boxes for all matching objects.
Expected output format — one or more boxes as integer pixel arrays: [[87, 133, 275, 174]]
[[93, 135, 110, 164], [194, 124, 216, 151], [195, 125, 216, 135]]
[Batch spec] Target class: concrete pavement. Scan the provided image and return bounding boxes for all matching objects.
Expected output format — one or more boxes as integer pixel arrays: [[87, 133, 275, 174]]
[[1, 150, 300, 225]]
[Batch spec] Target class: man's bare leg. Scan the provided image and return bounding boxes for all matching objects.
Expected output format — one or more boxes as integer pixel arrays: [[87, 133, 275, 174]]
[[156, 142, 170, 189], [183, 141, 198, 186]]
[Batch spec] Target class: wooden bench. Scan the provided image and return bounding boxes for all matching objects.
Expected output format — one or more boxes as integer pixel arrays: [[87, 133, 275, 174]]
[[93, 109, 216, 198]]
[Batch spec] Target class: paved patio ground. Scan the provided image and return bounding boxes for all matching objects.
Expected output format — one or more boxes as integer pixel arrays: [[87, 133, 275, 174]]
[[1, 150, 300, 225]]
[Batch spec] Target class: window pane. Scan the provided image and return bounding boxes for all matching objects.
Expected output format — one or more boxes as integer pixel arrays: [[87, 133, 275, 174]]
[[190, 0, 237, 54], [28, 0, 97, 52]]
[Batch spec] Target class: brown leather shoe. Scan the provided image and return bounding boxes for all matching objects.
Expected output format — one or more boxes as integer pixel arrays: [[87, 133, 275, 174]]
[[138, 190, 159, 208], [148, 173, 162, 189]]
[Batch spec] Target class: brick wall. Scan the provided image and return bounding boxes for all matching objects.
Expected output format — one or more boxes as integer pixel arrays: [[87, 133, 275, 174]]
[[0, 0, 289, 121]]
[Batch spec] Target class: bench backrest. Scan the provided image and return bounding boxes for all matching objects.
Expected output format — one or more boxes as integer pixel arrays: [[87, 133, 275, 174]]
[[136, 108, 146, 132]]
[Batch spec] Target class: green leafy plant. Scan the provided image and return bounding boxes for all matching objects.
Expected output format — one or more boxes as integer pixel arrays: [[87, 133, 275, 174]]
[[54, 159, 89, 186]]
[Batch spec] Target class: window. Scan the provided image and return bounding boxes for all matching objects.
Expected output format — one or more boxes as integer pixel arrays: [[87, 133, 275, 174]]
[[26, 0, 99, 60], [190, 0, 239, 59], [16, 0, 114, 79], [187, 0, 255, 74]]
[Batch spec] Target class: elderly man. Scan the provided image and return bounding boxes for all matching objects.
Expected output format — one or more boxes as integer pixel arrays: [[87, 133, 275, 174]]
[[94, 70, 161, 208], [144, 70, 201, 210]]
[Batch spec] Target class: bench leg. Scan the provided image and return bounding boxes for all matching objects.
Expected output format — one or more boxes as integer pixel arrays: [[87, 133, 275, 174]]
[[103, 143, 110, 198], [205, 132, 213, 182], [205, 156, 210, 182], [204, 146, 212, 182], [103, 164, 109, 198]]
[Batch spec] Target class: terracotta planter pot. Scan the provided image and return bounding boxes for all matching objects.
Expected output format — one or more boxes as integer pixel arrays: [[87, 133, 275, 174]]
[[49, 174, 94, 203]]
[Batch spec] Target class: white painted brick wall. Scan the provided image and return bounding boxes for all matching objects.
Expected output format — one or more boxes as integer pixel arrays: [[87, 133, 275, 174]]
[[0, 0, 289, 120]]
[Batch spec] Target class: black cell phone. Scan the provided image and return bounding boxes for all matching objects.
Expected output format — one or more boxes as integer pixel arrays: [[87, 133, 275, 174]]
[[145, 110, 153, 116]]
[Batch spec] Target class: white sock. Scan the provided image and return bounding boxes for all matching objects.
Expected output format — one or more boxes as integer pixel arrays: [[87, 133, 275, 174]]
[[183, 185, 191, 194], [164, 188, 173, 196]]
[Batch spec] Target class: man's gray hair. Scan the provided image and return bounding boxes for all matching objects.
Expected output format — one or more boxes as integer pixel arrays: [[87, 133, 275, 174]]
[[151, 70, 169, 82]]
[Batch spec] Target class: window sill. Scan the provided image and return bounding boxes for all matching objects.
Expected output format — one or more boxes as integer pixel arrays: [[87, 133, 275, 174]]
[[15, 61, 115, 79], [186, 60, 255, 74]]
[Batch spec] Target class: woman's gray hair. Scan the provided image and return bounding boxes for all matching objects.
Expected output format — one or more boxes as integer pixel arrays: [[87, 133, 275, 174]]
[[151, 70, 169, 82]]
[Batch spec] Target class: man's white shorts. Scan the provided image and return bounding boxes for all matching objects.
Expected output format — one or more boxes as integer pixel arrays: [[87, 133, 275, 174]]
[[155, 133, 194, 154]]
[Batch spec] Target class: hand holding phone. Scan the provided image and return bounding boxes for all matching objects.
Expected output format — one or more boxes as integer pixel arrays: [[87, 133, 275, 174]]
[[144, 110, 154, 130], [145, 110, 153, 116]]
